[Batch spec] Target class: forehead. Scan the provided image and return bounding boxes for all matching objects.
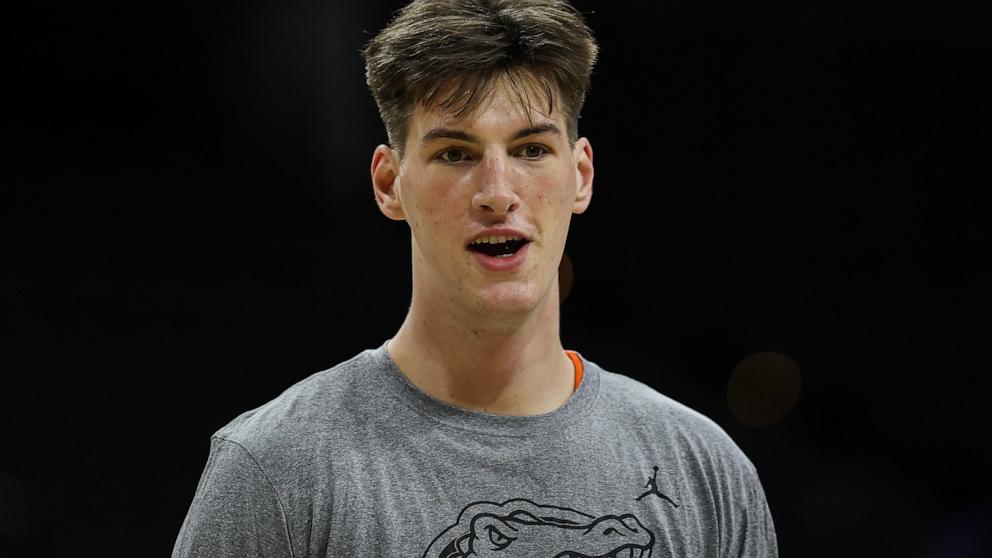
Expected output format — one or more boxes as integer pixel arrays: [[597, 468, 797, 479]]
[[410, 75, 565, 137]]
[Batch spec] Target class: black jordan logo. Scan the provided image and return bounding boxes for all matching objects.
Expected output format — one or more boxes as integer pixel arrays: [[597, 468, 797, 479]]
[[636, 466, 679, 507]]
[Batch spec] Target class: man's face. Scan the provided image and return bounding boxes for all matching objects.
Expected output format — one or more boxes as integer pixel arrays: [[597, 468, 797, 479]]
[[372, 80, 594, 319]]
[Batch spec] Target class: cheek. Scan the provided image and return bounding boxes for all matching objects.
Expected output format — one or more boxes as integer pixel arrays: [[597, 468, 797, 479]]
[[536, 174, 573, 209], [406, 184, 444, 231], [407, 188, 464, 255], [534, 182, 566, 205]]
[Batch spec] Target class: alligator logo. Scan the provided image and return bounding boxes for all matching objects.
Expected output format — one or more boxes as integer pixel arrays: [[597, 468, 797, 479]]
[[423, 498, 655, 557]]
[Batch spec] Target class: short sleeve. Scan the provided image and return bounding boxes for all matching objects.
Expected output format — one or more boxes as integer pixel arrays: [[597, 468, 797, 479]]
[[172, 437, 294, 558], [735, 466, 779, 558]]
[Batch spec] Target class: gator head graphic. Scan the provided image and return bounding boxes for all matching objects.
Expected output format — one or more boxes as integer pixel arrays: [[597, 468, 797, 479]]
[[423, 498, 655, 558]]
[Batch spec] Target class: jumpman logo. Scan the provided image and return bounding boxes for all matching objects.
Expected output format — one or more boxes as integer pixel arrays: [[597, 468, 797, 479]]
[[636, 466, 680, 507]]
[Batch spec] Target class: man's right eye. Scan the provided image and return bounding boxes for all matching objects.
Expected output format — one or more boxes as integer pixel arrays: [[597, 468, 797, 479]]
[[438, 149, 469, 163]]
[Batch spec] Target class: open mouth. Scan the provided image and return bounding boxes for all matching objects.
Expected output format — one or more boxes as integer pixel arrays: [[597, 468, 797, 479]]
[[467, 236, 530, 258]]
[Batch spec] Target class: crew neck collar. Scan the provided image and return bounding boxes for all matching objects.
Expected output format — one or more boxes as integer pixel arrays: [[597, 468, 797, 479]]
[[368, 339, 600, 437]]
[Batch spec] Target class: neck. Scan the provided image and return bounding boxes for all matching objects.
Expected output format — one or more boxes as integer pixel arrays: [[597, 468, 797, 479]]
[[387, 275, 575, 416]]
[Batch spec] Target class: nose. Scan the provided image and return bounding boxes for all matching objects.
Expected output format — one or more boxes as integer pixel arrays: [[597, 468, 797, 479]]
[[472, 151, 520, 215]]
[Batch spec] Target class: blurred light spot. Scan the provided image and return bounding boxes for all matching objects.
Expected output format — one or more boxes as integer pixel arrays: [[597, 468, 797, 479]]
[[559, 251, 574, 304], [932, 509, 992, 558], [727, 351, 801, 427]]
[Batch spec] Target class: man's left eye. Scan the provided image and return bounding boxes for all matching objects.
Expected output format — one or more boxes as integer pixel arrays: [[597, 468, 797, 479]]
[[521, 145, 547, 158], [439, 149, 469, 163]]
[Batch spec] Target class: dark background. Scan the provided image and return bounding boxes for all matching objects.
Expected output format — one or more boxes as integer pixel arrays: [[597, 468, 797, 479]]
[[3, 1, 990, 556]]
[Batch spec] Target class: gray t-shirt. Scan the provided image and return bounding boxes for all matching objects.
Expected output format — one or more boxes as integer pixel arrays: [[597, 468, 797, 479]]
[[173, 341, 778, 557]]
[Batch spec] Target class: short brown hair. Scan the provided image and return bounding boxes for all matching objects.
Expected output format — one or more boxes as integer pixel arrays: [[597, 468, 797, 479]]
[[362, 0, 599, 157]]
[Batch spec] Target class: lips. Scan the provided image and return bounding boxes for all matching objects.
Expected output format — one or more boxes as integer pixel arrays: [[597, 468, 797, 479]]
[[467, 237, 529, 258], [464, 227, 533, 271], [470, 241, 530, 271]]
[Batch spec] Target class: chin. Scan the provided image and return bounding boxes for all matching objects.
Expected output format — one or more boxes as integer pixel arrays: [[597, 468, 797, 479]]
[[472, 282, 550, 317]]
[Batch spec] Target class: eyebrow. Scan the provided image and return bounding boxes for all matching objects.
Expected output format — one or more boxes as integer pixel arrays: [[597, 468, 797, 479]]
[[420, 123, 562, 146]]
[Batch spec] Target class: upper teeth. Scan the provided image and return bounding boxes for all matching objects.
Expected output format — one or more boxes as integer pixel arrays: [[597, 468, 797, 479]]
[[470, 235, 522, 245]]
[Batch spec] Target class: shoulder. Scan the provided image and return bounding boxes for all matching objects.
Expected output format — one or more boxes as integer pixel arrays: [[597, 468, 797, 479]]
[[588, 356, 758, 476], [211, 346, 383, 465]]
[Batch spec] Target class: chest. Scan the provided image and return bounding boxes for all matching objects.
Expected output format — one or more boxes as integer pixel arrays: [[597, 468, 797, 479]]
[[313, 435, 712, 557]]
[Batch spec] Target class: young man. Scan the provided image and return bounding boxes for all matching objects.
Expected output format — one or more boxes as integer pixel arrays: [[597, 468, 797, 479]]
[[172, 1, 779, 556]]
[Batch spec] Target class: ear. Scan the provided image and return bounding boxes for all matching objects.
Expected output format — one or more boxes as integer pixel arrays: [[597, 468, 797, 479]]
[[571, 137, 594, 214], [371, 144, 406, 221]]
